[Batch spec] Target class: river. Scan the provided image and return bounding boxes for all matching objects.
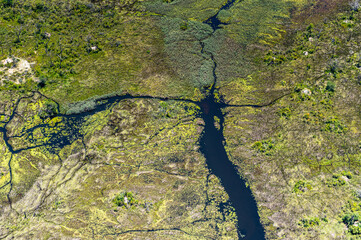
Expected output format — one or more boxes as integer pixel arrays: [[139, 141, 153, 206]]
[[197, 0, 265, 238], [1, 0, 265, 238]]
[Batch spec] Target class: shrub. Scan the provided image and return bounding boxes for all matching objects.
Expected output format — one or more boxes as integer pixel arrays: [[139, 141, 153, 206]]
[[39, 102, 58, 119], [252, 140, 274, 155], [180, 21, 188, 30], [304, 23, 315, 39], [341, 171, 353, 179], [278, 107, 291, 119], [37, 75, 48, 88], [349, 225, 361, 235], [113, 192, 138, 208], [326, 81, 336, 92], [1, 0, 13, 7], [293, 180, 312, 193], [324, 117, 347, 133], [320, 99, 333, 109], [346, 199, 361, 212], [327, 173, 346, 187], [343, 213, 359, 226], [263, 50, 286, 65], [52, 200, 62, 210], [300, 217, 320, 228]]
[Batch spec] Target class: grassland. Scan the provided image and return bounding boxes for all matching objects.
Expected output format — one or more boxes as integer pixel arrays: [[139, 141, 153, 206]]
[[220, 1, 361, 239], [1, 0, 361, 239], [0, 95, 238, 239]]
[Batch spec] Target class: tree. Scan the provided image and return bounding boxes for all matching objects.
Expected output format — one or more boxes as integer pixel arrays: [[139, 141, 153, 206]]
[[13, 26, 24, 43], [343, 213, 359, 227], [0, 27, 7, 55], [1, 0, 13, 7], [326, 81, 336, 92]]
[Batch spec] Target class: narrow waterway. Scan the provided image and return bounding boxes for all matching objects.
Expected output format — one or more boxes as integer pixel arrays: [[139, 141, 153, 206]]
[[199, 94, 265, 239], [198, 0, 265, 238]]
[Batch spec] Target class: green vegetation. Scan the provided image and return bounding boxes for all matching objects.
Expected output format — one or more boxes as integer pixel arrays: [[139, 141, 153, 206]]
[[159, 17, 214, 89], [180, 21, 188, 31], [324, 117, 347, 133], [2, 0, 361, 239], [252, 139, 274, 155], [113, 191, 138, 208], [221, 0, 291, 45], [341, 196, 361, 235], [293, 180, 312, 193], [278, 107, 291, 119], [327, 173, 347, 187], [343, 213, 361, 235], [299, 217, 320, 228], [146, 0, 222, 21], [342, 171, 353, 179], [221, 1, 361, 239], [38, 101, 58, 119], [66, 99, 96, 114], [326, 81, 336, 92], [349, 225, 361, 235], [52, 200, 62, 210], [0, 0, 197, 105], [0, 96, 238, 239], [343, 213, 359, 227]]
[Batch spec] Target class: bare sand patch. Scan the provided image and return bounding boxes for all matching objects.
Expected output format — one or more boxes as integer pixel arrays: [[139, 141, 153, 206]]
[[0, 57, 36, 84]]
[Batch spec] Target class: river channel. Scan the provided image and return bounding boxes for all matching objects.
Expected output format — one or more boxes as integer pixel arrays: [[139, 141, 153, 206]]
[[1, 0, 265, 238]]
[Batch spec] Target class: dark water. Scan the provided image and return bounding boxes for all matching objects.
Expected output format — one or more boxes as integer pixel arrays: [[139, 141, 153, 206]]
[[199, 0, 266, 238], [203, 0, 236, 31], [1, 0, 265, 238], [199, 94, 265, 239]]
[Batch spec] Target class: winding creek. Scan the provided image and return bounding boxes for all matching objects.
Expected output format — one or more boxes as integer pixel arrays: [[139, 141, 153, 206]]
[[0, 0, 267, 238]]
